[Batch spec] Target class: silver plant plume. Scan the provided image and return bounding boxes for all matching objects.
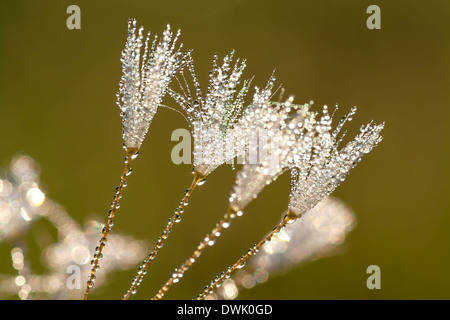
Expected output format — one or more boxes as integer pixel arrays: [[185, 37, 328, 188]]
[[288, 106, 385, 217], [228, 89, 310, 211], [117, 19, 191, 150], [169, 51, 252, 177], [0, 155, 148, 300], [205, 196, 356, 300]]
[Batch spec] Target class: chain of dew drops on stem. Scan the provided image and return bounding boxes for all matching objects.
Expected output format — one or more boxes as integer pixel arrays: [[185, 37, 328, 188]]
[[196, 210, 298, 300], [83, 147, 139, 300], [122, 170, 206, 299], [151, 207, 245, 300]]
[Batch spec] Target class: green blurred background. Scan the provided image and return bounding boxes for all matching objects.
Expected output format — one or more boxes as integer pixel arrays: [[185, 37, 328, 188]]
[[0, 0, 449, 299]]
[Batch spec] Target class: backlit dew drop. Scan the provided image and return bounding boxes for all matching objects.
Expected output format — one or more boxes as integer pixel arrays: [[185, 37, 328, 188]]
[[236, 259, 246, 269], [284, 211, 297, 224], [131, 151, 139, 160]]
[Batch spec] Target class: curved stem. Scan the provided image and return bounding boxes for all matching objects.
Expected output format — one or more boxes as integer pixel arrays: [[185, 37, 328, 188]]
[[152, 207, 241, 300], [196, 210, 298, 300], [123, 171, 205, 300], [83, 147, 138, 300]]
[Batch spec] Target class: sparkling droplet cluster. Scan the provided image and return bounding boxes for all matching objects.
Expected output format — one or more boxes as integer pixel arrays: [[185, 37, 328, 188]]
[[228, 89, 311, 211], [169, 51, 252, 176], [288, 106, 384, 216], [117, 19, 190, 149]]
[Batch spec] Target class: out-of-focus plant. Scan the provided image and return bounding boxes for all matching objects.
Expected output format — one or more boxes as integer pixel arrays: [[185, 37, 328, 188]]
[[0, 155, 148, 300]]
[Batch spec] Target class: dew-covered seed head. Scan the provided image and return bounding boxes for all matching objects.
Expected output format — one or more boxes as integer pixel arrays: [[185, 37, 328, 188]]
[[117, 19, 191, 150]]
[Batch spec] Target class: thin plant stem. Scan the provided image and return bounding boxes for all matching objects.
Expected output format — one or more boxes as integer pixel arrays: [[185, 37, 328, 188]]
[[151, 207, 241, 300], [196, 210, 299, 300], [83, 147, 138, 300], [122, 171, 205, 300]]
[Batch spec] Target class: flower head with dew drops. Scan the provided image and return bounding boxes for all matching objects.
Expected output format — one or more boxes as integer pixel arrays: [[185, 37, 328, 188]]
[[288, 106, 384, 217], [117, 19, 191, 151], [168, 50, 253, 177], [228, 90, 311, 212]]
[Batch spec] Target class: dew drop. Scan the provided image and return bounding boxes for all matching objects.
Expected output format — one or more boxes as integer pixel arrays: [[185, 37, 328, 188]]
[[236, 260, 246, 269], [93, 253, 103, 261], [361, 144, 373, 154], [131, 151, 139, 160]]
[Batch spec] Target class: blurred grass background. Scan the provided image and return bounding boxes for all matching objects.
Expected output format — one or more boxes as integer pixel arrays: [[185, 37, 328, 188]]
[[0, 0, 449, 299]]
